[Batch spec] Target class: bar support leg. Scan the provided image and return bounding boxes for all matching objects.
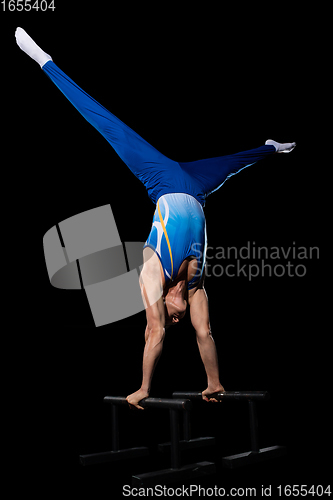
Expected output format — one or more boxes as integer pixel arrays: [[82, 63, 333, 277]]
[[79, 401, 149, 465], [111, 404, 119, 452], [183, 409, 191, 442], [132, 408, 215, 486], [248, 401, 259, 453], [222, 399, 286, 468], [169, 409, 181, 469], [158, 408, 215, 453]]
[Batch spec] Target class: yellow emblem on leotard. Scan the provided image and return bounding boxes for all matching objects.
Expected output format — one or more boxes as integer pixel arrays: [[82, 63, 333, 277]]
[[157, 199, 173, 280]]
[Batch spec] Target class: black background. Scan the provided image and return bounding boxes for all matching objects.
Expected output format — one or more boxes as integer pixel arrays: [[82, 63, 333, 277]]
[[2, 2, 328, 497]]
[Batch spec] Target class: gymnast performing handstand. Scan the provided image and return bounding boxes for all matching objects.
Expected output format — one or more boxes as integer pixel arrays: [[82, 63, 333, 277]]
[[15, 28, 296, 409]]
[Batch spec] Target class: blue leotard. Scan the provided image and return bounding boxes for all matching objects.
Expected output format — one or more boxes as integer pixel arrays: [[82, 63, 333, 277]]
[[42, 61, 276, 289], [144, 193, 206, 289]]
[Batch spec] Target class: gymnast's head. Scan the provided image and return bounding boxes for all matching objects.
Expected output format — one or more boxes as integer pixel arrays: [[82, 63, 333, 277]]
[[164, 296, 187, 325]]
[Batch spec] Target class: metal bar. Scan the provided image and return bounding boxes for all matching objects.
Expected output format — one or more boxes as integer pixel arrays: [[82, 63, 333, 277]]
[[248, 401, 259, 453], [80, 446, 149, 466], [158, 436, 216, 453], [104, 396, 192, 411], [132, 461, 216, 487], [222, 445, 287, 469], [172, 391, 270, 401]]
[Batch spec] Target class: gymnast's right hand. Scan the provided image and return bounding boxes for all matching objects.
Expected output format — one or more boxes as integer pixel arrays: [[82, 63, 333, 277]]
[[202, 385, 225, 403], [126, 388, 149, 410]]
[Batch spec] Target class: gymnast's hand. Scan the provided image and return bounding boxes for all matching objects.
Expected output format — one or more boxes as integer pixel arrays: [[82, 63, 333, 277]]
[[126, 388, 149, 410], [202, 385, 225, 403]]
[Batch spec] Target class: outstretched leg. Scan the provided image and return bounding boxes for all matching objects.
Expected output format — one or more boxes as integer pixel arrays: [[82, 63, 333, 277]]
[[179, 140, 295, 198], [41, 61, 171, 179], [15, 28, 176, 199], [15, 28, 296, 205]]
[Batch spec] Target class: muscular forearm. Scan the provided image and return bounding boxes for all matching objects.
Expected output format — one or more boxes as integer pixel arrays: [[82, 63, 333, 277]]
[[196, 332, 221, 389], [140, 327, 165, 393]]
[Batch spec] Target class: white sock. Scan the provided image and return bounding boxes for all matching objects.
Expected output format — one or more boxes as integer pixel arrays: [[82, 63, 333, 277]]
[[15, 27, 52, 68], [265, 139, 296, 153]]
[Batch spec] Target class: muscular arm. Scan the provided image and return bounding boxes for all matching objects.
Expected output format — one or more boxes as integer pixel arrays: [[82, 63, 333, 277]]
[[189, 288, 224, 399], [140, 294, 165, 396], [126, 249, 166, 409]]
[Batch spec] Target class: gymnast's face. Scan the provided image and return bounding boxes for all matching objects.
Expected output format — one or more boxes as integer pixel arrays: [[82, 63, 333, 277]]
[[164, 298, 187, 325]]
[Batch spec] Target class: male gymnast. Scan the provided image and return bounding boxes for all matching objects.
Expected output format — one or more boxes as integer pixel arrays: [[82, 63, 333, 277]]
[[15, 28, 296, 409]]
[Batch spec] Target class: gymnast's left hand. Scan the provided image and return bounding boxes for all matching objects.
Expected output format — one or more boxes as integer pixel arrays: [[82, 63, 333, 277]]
[[126, 388, 149, 410]]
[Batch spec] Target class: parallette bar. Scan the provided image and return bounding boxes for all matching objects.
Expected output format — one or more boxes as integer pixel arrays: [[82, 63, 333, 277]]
[[172, 391, 270, 401], [104, 396, 192, 411]]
